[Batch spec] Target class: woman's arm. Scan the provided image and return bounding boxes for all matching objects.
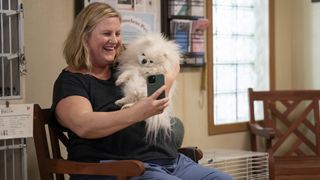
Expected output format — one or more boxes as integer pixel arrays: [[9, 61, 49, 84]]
[[55, 85, 169, 139], [165, 60, 180, 95]]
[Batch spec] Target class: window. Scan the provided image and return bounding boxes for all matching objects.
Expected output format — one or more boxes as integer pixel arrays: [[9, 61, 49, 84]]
[[207, 0, 275, 134], [0, 0, 24, 100]]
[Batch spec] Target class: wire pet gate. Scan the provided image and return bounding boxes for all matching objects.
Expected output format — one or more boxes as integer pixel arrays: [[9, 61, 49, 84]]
[[0, 0, 24, 99], [199, 149, 269, 180], [0, 138, 27, 180], [1, 0, 26, 177]]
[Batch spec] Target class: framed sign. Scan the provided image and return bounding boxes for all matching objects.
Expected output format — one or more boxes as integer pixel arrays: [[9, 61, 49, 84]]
[[74, 0, 161, 44]]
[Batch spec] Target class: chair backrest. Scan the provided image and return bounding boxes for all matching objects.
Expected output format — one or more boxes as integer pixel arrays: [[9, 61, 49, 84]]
[[33, 104, 67, 180], [248, 88, 320, 179], [248, 88, 320, 156]]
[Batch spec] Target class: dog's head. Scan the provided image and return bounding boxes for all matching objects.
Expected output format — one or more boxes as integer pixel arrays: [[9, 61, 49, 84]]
[[117, 33, 180, 75]]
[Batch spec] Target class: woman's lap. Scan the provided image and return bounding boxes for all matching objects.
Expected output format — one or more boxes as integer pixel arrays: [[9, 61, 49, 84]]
[[69, 154, 233, 180], [132, 153, 233, 180]]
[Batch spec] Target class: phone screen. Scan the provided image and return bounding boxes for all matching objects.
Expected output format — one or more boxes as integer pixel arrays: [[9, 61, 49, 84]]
[[147, 74, 165, 99]]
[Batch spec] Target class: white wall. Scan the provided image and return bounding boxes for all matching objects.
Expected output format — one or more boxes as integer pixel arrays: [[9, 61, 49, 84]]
[[274, 0, 293, 89], [24, 0, 73, 107], [291, 0, 320, 89], [23, 1, 73, 179]]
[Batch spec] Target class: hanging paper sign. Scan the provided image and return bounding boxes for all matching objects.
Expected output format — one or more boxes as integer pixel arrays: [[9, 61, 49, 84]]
[[0, 104, 33, 140]]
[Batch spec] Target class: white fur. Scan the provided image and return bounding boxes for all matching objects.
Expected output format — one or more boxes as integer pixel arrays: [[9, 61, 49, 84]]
[[115, 33, 180, 143]]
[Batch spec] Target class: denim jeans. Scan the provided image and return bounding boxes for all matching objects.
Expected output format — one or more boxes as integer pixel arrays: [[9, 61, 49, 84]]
[[70, 153, 233, 180]]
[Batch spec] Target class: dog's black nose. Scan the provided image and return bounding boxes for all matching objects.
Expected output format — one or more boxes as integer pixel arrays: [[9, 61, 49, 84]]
[[142, 59, 147, 64]]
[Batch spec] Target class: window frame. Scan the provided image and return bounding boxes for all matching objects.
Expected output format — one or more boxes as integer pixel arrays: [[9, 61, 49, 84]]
[[206, 0, 275, 135]]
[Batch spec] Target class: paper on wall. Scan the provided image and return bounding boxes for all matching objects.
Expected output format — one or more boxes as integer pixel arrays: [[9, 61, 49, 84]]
[[0, 104, 33, 140]]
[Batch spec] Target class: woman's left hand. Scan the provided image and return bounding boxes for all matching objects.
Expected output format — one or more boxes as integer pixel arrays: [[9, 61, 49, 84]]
[[165, 60, 180, 94]]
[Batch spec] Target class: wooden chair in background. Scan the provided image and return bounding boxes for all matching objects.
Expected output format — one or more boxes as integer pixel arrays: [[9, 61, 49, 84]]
[[33, 104, 202, 180], [248, 88, 320, 180]]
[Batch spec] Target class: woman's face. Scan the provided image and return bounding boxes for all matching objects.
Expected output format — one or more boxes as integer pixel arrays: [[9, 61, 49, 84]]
[[86, 17, 122, 68]]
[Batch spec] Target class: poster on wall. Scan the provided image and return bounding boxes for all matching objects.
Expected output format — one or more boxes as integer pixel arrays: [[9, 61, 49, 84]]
[[121, 12, 154, 43], [0, 104, 33, 140], [81, 0, 160, 44]]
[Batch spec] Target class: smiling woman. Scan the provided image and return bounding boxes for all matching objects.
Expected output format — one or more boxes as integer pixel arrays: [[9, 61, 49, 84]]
[[48, 2, 233, 180]]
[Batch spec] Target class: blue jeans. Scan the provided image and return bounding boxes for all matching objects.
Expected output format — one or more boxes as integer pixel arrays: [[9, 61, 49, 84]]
[[70, 154, 233, 180], [132, 154, 233, 180]]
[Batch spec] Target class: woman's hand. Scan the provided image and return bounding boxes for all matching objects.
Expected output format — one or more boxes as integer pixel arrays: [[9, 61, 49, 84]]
[[132, 60, 180, 121], [131, 85, 169, 121], [127, 60, 180, 123], [165, 60, 180, 95]]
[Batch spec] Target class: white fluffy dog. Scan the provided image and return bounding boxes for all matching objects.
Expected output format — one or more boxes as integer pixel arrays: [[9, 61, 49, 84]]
[[115, 33, 180, 142]]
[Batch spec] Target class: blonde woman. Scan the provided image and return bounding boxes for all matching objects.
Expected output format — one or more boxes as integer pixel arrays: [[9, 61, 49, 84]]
[[49, 2, 233, 180]]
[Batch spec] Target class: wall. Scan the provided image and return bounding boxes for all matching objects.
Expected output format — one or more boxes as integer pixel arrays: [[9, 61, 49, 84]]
[[23, 0, 320, 179], [23, 0, 73, 179], [291, 0, 320, 89], [274, 0, 293, 89]]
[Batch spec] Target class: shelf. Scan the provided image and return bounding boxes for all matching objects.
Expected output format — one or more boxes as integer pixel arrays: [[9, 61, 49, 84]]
[[161, 0, 206, 68], [181, 63, 205, 67], [169, 15, 204, 20], [180, 52, 205, 67]]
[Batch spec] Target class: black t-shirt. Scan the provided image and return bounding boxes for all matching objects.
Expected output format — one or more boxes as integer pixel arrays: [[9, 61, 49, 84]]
[[49, 70, 178, 162]]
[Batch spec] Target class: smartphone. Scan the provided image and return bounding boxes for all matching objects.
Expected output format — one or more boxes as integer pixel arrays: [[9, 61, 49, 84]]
[[147, 74, 165, 100]]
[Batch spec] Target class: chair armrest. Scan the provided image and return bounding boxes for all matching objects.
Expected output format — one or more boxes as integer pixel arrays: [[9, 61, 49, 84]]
[[178, 147, 203, 163], [47, 159, 145, 177], [249, 123, 275, 139]]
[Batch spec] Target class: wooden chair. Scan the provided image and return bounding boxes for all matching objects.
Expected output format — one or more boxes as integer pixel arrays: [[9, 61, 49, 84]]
[[248, 88, 320, 180], [33, 104, 202, 180]]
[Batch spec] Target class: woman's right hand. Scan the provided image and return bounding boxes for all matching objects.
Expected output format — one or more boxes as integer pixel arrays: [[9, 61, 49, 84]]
[[131, 85, 169, 121]]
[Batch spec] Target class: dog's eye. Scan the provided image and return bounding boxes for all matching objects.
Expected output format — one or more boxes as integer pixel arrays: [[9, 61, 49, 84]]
[[142, 53, 145, 56], [150, 60, 153, 63], [142, 59, 147, 64]]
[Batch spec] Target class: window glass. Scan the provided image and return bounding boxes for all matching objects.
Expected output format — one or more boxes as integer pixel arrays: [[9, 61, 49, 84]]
[[209, 0, 271, 130]]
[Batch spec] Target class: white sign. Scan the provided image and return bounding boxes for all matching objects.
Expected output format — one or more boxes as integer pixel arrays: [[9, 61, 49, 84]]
[[0, 104, 33, 139], [121, 12, 154, 43], [83, 0, 160, 44]]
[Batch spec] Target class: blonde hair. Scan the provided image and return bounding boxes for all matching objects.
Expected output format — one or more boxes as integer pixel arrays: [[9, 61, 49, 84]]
[[63, 3, 121, 70]]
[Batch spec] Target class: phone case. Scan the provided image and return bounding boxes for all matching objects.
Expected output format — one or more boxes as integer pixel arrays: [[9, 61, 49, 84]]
[[147, 74, 165, 99]]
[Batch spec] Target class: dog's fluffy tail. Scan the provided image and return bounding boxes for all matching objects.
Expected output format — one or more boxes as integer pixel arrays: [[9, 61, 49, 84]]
[[145, 82, 176, 143], [145, 108, 173, 144]]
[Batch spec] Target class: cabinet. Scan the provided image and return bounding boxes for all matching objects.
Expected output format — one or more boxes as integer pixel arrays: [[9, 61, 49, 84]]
[[161, 0, 207, 67]]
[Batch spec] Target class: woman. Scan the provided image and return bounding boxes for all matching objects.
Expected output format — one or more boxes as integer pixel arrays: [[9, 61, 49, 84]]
[[50, 2, 233, 180]]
